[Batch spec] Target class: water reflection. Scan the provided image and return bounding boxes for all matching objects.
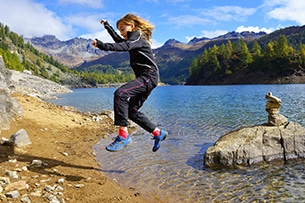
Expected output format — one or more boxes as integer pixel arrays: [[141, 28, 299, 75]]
[[49, 85, 305, 202]]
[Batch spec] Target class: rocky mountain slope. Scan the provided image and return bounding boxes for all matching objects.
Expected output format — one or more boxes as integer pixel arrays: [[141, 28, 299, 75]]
[[26, 35, 106, 67]]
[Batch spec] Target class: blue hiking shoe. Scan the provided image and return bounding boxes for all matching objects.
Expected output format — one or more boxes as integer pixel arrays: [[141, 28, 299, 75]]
[[106, 135, 132, 152], [152, 130, 168, 152]]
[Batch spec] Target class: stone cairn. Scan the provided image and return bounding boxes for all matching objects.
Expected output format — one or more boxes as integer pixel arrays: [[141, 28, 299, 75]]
[[265, 91, 288, 126]]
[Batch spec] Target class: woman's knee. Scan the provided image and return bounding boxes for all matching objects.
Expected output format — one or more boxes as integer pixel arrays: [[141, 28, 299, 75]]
[[128, 108, 138, 120]]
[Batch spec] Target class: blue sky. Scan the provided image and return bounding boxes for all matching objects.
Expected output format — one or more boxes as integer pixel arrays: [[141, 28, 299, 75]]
[[1, 0, 305, 48]]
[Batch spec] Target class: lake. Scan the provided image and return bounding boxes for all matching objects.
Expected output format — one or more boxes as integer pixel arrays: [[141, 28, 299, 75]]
[[49, 84, 305, 202]]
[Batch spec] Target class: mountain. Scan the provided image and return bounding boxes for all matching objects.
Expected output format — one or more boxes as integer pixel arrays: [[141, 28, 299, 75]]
[[26, 31, 266, 67], [188, 37, 209, 44], [26, 35, 106, 67], [79, 31, 267, 84], [26, 26, 305, 85], [215, 31, 266, 40], [252, 25, 305, 48]]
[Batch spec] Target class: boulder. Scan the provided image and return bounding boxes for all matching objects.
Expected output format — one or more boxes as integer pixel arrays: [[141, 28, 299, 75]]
[[204, 122, 305, 167], [0, 56, 11, 87], [7, 129, 32, 147], [204, 92, 305, 167], [0, 56, 23, 131]]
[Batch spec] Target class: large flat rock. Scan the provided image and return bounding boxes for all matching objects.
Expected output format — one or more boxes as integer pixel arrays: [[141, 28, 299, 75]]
[[204, 122, 305, 167]]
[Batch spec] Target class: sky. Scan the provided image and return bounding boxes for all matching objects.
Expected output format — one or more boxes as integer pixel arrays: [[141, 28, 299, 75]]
[[1, 0, 305, 48]]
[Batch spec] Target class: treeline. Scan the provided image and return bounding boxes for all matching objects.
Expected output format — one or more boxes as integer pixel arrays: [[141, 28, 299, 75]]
[[77, 64, 134, 86], [0, 23, 133, 86], [187, 35, 305, 84]]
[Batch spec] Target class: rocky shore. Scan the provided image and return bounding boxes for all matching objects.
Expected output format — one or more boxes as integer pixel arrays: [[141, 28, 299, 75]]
[[0, 57, 161, 202], [9, 69, 72, 100]]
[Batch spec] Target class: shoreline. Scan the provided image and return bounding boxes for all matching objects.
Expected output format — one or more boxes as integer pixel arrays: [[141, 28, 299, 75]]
[[0, 93, 163, 202]]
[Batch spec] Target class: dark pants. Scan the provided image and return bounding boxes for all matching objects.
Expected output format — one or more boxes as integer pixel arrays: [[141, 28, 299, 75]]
[[114, 75, 157, 133]]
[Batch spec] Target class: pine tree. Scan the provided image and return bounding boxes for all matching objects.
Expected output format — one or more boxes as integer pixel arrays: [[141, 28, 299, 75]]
[[274, 35, 292, 58], [251, 40, 262, 57], [264, 41, 275, 58], [298, 43, 305, 67], [208, 45, 221, 73], [232, 38, 252, 70]]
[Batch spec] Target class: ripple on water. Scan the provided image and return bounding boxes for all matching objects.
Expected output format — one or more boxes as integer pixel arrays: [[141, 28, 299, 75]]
[[50, 85, 305, 202], [94, 129, 305, 203]]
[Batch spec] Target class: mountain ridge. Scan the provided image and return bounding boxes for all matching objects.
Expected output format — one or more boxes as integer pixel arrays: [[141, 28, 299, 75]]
[[25, 35, 106, 67], [26, 25, 305, 84], [27, 30, 267, 68]]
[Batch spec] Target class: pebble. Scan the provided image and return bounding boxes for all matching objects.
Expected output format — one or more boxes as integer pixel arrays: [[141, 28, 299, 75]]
[[74, 184, 84, 188], [5, 190, 20, 198], [0, 158, 73, 202], [30, 159, 43, 167], [5, 170, 18, 179], [61, 152, 69, 156], [57, 178, 65, 184], [20, 196, 31, 203]]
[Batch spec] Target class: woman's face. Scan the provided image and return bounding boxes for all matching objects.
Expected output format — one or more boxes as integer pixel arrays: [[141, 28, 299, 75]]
[[118, 23, 134, 40]]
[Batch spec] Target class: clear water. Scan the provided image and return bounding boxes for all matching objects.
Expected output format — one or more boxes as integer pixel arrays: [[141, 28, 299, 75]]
[[49, 85, 305, 202]]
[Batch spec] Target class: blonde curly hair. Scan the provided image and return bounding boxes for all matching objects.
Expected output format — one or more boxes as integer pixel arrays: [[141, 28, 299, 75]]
[[116, 13, 154, 43]]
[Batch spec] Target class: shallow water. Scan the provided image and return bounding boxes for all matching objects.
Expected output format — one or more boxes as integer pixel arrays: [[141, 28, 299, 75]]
[[49, 85, 305, 202]]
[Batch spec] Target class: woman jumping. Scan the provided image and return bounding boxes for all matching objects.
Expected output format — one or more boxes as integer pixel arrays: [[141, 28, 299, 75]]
[[92, 13, 168, 152]]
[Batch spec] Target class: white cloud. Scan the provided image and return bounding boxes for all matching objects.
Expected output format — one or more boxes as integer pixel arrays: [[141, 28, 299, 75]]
[[201, 30, 229, 39], [80, 30, 115, 42], [236, 26, 274, 34], [151, 39, 163, 49], [186, 29, 228, 41], [168, 15, 211, 27], [202, 6, 257, 22], [166, 5, 258, 32], [264, 0, 305, 24], [66, 13, 103, 33], [66, 12, 118, 34], [58, 0, 103, 8], [0, 0, 73, 40]]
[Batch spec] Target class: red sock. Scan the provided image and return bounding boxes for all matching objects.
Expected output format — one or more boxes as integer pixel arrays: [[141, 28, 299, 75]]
[[152, 128, 161, 136], [119, 128, 128, 139]]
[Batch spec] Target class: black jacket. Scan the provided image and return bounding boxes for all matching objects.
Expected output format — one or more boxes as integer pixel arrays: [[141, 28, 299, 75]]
[[95, 21, 159, 81]]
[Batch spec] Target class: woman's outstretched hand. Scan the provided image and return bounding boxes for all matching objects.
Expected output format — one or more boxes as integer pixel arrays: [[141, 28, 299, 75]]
[[92, 39, 97, 47]]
